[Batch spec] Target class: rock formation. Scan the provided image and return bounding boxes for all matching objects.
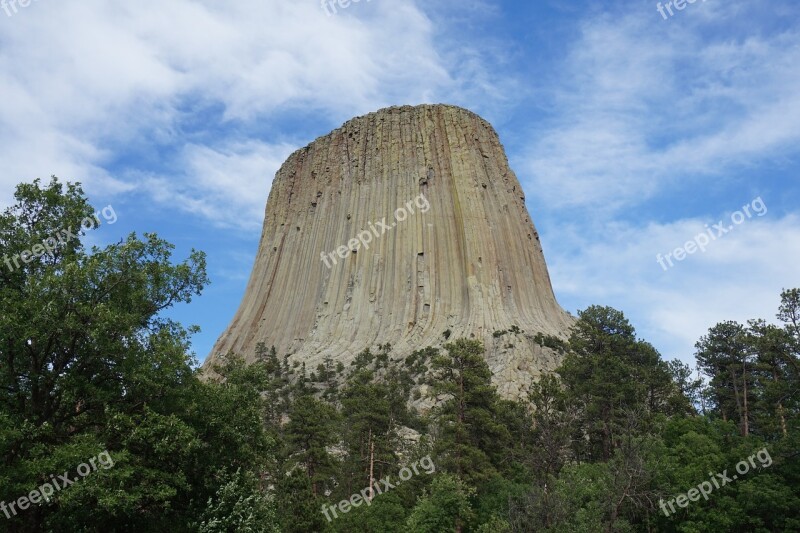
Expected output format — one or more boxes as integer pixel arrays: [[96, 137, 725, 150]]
[[205, 104, 574, 398]]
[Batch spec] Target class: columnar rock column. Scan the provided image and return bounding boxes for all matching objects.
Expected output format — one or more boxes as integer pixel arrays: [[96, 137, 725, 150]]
[[205, 104, 574, 398]]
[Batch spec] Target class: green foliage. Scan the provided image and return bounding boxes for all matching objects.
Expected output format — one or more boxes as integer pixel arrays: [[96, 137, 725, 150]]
[[4, 179, 798, 531], [337, 368, 396, 498], [0, 178, 275, 531], [472, 476, 529, 529], [533, 332, 569, 354], [195, 469, 279, 533], [650, 417, 800, 532], [429, 339, 508, 484], [695, 320, 751, 433], [558, 306, 684, 461], [405, 474, 475, 532], [493, 326, 522, 338], [352, 348, 375, 369], [667, 360, 704, 414], [327, 490, 410, 533], [403, 346, 436, 379], [527, 374, 576, 478], [475, 514, 512, 533], [285, 395, 340, 496], [274, 469, 329, 533]]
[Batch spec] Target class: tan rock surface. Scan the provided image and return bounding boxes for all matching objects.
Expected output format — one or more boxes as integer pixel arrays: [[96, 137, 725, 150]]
[[205, 104, 574, 398]]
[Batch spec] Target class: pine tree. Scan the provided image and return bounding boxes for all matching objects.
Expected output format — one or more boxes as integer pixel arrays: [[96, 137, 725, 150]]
[[285, 394, 340, 497], [695, 321, 752, 435], [558, 306, 678, 460], [429, 339, 508, 484]]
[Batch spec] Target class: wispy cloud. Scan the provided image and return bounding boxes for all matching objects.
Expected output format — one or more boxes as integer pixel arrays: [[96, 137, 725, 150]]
[[546, 212, 800, 363], [135, 140, 296, 230], [0, 0, 502, 226], [522, 3, 800, 213]]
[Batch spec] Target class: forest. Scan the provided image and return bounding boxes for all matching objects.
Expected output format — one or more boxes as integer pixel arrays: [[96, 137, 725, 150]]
[[1, 179, 798, 532]]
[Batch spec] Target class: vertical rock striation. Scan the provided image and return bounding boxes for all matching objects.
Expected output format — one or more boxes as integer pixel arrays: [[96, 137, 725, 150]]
[[205, 104, 574, 398]]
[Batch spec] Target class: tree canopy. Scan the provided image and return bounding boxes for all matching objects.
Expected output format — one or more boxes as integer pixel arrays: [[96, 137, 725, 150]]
[[1, 178, 797, 532]]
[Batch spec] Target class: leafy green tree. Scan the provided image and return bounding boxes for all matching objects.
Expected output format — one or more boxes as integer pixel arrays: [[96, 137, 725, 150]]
[[405, 474, 475, 533], [195, 469, 280, 533], [339, 368, 395, 500], [275, 468, 330, 533], [744, 320, 795, 439], [0, 179, 204, 529], [475, 514, 511, 533], [471, 476, 529, 532], [778, 288, 800, 340], [193, 354, 278, 501], [327, 490, 410, 533], [0, 178, 275, 531], [773, 288, 800, 438], [650, 416, 800, 532], [667, 360, 704, 414], [527, 373, 576, 480]]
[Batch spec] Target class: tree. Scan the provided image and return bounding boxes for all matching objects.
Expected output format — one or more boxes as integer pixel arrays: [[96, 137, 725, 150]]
[[695, 321, 752, 435], [405, 474, 475, 533], [744, 320, 794, 438], [339, 368, 394, 501], [274, 468, 330, 533], [527, 374, 576, 481], [776, 288, 800, 435], [558, 306, 680, 461], [195, 469, 280, 533], [284, 394, 340, 497], [428, 339, 508, 484], [667, 360, 703, 414], [0, 179, 205, 441], [778, 288, 800, 340], [0, 178, 275, 531]]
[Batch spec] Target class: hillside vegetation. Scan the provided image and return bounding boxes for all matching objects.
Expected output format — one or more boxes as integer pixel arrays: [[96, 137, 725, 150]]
[[1, 179, 798, 532]]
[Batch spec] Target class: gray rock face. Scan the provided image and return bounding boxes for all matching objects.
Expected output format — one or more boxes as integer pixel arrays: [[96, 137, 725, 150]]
[[205, 104, 574, 398]]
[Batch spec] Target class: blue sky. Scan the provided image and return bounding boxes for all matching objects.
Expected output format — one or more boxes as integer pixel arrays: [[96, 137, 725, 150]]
[[1, 0, 798, 367]]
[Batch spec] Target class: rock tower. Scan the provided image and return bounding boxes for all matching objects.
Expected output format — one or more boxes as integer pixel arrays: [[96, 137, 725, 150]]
[[206, 104, 574, 397]]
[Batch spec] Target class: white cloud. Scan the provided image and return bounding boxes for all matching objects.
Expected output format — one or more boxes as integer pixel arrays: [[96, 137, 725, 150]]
[[0, 0, 483, 224], [521, 7, 800, 212], [136, 140, 296, 230], [547, 211, 800, 364]]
